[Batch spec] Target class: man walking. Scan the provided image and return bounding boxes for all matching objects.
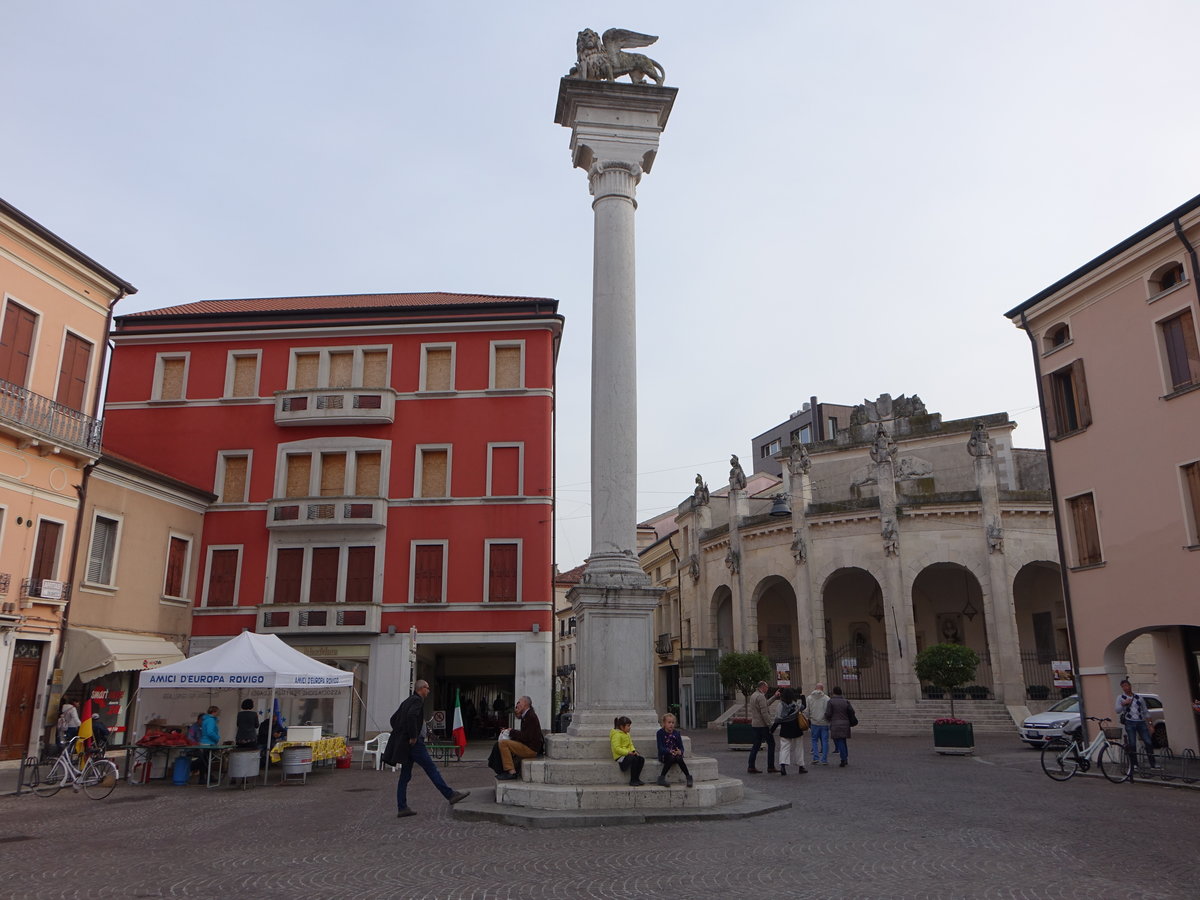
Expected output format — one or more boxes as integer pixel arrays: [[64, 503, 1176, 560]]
[[384, 679, 469, 817], [1115, 679, 1156, 769], [747, 681, 778, 774], [807, 682, 831, 765]]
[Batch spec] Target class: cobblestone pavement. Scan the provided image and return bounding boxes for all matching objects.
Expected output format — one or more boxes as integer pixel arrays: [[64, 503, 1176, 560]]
[[1, 731, 1196, 899]]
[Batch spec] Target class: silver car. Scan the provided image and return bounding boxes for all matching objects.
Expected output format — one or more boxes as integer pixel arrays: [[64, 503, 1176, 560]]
[[1018, 694, 1164, 747]]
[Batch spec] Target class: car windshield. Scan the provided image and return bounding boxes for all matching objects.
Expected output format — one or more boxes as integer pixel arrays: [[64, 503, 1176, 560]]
[[1048, 697, 1079, 713]]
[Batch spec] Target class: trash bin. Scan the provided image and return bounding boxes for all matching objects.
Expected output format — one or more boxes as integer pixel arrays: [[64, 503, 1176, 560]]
[[172, 755, 192, 786]]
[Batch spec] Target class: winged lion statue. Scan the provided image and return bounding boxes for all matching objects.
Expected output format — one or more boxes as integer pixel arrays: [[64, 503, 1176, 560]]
[[568, 28, 666, 86]]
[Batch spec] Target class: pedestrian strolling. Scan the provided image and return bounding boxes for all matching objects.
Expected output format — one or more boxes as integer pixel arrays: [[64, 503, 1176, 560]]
[[747, 681, 778, 774], [827, 686, 857, 767], [807, 683, 830, 765], [384, 679, 469, 817], [771, 687, 808, 775]]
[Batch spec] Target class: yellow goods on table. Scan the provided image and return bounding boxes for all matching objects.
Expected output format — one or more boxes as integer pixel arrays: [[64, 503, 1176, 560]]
[[269, 736, 347, 764]]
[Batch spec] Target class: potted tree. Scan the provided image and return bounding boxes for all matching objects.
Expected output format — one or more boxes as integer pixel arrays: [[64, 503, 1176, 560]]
[[914, 643, 980, 755], [717, 651, 771, 747]]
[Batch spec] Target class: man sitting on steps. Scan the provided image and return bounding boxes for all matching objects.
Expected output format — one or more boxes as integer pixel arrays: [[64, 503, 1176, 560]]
[[494, 695, 544, 780]]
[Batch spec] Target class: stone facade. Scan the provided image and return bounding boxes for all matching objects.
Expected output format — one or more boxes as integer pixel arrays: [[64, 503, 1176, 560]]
[[643, 399, 1067, 728]]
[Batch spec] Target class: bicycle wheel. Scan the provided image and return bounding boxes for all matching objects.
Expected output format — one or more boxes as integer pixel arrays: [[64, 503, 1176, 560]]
[[33, 758, 68, 797], [1098, 741, 1131, 783], [81, 759, 119, 799], [1041, 739, 1080, 781]]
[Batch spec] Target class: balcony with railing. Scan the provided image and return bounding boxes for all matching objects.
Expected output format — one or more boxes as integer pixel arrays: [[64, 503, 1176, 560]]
[[267, 496, 387, 530], [0, 379, 101, 457], [21, 577, 71, 607], [257, 602, 381, 635], [274, 387, 397, 426], [655, 633, 674, 656]]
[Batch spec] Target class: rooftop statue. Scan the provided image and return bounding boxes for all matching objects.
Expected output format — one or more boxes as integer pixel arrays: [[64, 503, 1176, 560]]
[[568, 28, 666, 86]]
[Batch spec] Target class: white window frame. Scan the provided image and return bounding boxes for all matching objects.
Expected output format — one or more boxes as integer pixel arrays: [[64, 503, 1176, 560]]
[[408, 539, 449, 604], [152, 352, 190, 402], [488, 340, 525, 390], [201, 544, 243, 608], [414, 444, 453, 498], [265, 542, 384, 606], [223, 350, 262, 399], [1154, 302, 1200, 395], [419, 343, 457, 392], [486, 442, 524, 496], [1, 294, 42, 383], [482, 538, 523, 603], [82, 511, 123, 589], [162, 532, 194, 602], [274, 439, 390, 499], [215, 450, 253, 504]]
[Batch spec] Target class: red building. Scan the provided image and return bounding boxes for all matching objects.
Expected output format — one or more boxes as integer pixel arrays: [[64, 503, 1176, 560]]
[[103, 293, 561, 737]]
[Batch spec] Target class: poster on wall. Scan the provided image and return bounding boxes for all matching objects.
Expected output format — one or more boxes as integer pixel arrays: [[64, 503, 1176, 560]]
[[1051, 661, 1074, 688], [841, 658, 859, 681], [775, 662, 791, 687]]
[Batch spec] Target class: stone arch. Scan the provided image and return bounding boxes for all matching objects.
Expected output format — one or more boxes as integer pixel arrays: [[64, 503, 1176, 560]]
[[710, 584, 733, 653], [1097, 624, 1200, 752], [822, 566, 890, 699], [751, 574, 798, 682], [1012, 560, 1066, 702], [911, 562, 990, 694]]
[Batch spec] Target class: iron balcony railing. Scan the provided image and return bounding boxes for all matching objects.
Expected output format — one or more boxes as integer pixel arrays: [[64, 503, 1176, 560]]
[[0, 379, 101, 454]]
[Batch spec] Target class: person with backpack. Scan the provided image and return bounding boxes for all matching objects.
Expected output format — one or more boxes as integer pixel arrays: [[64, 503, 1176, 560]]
[[827, 686, 857, 768], [770, 687, 808, 775]]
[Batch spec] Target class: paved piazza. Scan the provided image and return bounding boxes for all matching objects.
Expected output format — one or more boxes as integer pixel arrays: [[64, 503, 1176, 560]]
[[2, 730, 1195, 899]]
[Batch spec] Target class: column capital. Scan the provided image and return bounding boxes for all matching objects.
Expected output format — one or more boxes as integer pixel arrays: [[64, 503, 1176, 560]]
[[588, 160, 642, 205]]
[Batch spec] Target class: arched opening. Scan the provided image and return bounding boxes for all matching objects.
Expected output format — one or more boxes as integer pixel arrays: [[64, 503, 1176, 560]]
[[1013, 561, 1069, 705], [1099, 625, 1200, 754], [754, 575, 798, 687], [911, 563, 990, 699], [712, 585, 733, 654], [822, 567, 889, 699]]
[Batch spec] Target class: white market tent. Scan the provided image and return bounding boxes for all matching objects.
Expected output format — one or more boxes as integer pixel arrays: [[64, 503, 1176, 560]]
[[134, 632, 355, 780]]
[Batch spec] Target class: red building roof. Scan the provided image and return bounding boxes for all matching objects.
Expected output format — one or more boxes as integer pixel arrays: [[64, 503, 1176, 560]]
[[124, 292, 556, 318]]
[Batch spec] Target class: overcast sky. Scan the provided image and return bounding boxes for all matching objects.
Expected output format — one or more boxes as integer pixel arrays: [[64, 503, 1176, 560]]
[[6, 3, 1198, 569]]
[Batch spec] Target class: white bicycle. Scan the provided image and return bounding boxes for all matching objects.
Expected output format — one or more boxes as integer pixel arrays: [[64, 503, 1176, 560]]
[[33, 738, 120, 799], [1040, 716, 1130, 783]]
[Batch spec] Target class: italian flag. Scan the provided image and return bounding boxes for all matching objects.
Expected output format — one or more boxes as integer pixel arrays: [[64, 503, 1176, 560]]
[[452, 689, 467, 759]]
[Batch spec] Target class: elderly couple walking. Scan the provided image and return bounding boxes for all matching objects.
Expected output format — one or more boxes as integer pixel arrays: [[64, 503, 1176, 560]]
[[748, 681, 856, 773]]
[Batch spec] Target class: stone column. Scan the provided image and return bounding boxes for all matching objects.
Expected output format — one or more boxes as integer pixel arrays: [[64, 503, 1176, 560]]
[[784, 443, 822, 687], [872, 426, 919, 703], [556, 79, 677, 736], [968, 421, 1024, 706], [726, 457, 749, 650]]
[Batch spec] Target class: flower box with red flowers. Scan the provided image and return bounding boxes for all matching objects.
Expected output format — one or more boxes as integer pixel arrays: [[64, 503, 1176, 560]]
[[932, 719, 974, 754]]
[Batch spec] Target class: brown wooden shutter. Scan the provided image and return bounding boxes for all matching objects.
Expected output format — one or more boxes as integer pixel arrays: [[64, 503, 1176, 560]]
[[489, 446, 520, 496], [320, 453, 347, 497], [493, 346, 521, 389], [285, 455, 312, 498], [488, 543, 518, 602], [1071, 359, 1092, 429], [345, 546, 375, 604], [273, 548, 304, 603], [0, 302, 37, 387], [362, 351, 388, 387], [32, 521, 62, 581], [206, 549, 239, 606], [165, 537, 188, 597], [231, 355, 257, 397], [1185, 462, 1200, 539], [221, 455, 248, 503], [159, 358, 185, 400], [328, 352, 353, 388], [424, 348, 452, 390], [1040, 373, 1059, 439], [310, 547, 340, 602], [1069, 494, 1101, 566], [56, 333, 92, 411], [354, 452, 381, 496], [294, 353, 319, 389], [420, 449, 448, 497], [413, 545, 443, 603]]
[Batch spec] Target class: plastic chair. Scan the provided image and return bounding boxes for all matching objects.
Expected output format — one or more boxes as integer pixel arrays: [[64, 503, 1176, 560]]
[[361, 733, 389, 770]]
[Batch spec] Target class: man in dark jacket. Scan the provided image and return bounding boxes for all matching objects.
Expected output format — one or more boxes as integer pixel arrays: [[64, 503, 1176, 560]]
[[494, 695, 544, 780], [383, 680, 469, 817]]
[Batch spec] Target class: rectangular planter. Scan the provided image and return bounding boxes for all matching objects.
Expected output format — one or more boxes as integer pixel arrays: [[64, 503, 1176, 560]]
[[932, 722, 974, 755], [726, 721, 756, 747]]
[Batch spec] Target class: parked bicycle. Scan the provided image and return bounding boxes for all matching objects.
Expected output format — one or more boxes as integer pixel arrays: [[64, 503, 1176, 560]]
[[1040, 716, 1130, 783], [33, 738, 120, 799]]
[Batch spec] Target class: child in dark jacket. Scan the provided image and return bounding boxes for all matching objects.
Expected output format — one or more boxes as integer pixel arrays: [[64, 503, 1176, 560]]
[[655, 713, 693, 787]]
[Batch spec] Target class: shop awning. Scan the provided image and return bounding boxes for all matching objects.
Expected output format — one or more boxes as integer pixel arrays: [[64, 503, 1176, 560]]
[[61, 627, 185, 686]]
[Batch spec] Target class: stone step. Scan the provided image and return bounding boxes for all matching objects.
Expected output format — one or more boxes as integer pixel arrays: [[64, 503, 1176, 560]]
[[495, 776, 744, 811], [524, 756, 717, 786], [544, 733, 691, 760]]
